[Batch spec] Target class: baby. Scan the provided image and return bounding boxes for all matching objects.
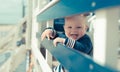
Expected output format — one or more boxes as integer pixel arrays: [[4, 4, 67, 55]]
[[41, 14, 93, 72]]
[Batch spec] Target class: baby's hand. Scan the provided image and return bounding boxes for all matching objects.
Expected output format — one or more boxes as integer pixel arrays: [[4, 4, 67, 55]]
[[53, 37, 65, 47], [41, 29, 54, 41]]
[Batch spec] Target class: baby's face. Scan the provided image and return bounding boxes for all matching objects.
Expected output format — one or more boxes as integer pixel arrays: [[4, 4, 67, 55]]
[[64, 14, 87, 40]]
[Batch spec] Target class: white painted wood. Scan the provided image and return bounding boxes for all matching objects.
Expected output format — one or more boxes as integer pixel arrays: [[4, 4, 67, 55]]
[[33, 0, 38, 9], [94, 7, 120, 70], [47, 20, 54, 27], [46, 20, 54, 68], [31, 2, 52, 71], [36, 0, 59, 16], [26, 0, 32, 50], [0, 17, 26, 52], [31, 43, 52, 72], [46, 49, 53, 68], [0, 32, 14, 51], [32, 57, 42, 72], [32, 0, 54, 71]]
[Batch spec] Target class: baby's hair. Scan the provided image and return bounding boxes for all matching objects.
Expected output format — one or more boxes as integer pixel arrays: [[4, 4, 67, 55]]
[[64, 13, 90, 31], [65, 13, 88, 25]]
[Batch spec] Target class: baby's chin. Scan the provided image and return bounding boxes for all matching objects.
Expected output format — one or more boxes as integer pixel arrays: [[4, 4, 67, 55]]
[[69, 37, 79, 40], [68, 34, 80, 40]]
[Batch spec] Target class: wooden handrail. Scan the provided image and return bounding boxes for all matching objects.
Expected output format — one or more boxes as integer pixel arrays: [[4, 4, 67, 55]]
[[41, 38, 118, 72]]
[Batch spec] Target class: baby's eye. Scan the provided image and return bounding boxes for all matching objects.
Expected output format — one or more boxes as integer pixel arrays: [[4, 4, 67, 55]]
[[76, 27, 81, 29], [68, 26, 72, 29]]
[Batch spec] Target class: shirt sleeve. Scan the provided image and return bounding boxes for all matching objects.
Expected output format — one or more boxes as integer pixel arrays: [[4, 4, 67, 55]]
[[44, 27, 57, 38], [64, 35, 93, 55], [64, 38, 75, 48], [74, 36, 93, 55]]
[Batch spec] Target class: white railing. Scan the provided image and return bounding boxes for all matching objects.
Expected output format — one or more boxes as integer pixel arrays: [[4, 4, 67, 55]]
[[31, 44, 52, 72], [30, 0, 58, 72], [36, 0, 59, 16], [0, 28, 16, 53], [0, 16, 28, 72], [0, 17, 27, 52]]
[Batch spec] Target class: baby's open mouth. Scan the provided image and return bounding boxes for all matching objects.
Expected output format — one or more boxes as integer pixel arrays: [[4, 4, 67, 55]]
[[70, 34, 78, 39]]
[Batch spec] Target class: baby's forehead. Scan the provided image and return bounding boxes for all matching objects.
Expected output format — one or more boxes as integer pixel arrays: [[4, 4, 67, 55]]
[[64, 21, 86, 26], [65, 14, 86, 20], [65, 16, 86, 23]]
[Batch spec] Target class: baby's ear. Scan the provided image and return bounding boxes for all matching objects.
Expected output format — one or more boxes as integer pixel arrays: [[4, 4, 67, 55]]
[[63, 25, 65, 29], [85, 25, 89, 31], [83, 13, 90, 17]]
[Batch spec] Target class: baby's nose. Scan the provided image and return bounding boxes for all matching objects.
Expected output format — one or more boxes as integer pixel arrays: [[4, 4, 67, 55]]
[[71, 29, 78, 33]]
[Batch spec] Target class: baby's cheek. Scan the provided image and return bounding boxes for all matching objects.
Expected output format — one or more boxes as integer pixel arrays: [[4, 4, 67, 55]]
[[66, 33, 70, 37], [79, 31, 84, 35], [79, 33, 85, 38]]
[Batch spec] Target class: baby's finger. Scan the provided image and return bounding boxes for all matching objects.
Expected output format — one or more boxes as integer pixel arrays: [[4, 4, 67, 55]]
[[46, 34, 50, 40], [53, 39, 57, 47], [41, 34, 45, 41], [50, 35, 54, 38]]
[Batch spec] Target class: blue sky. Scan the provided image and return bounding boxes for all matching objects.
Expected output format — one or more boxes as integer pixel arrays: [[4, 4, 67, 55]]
[[0, 0, 24, 24]]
